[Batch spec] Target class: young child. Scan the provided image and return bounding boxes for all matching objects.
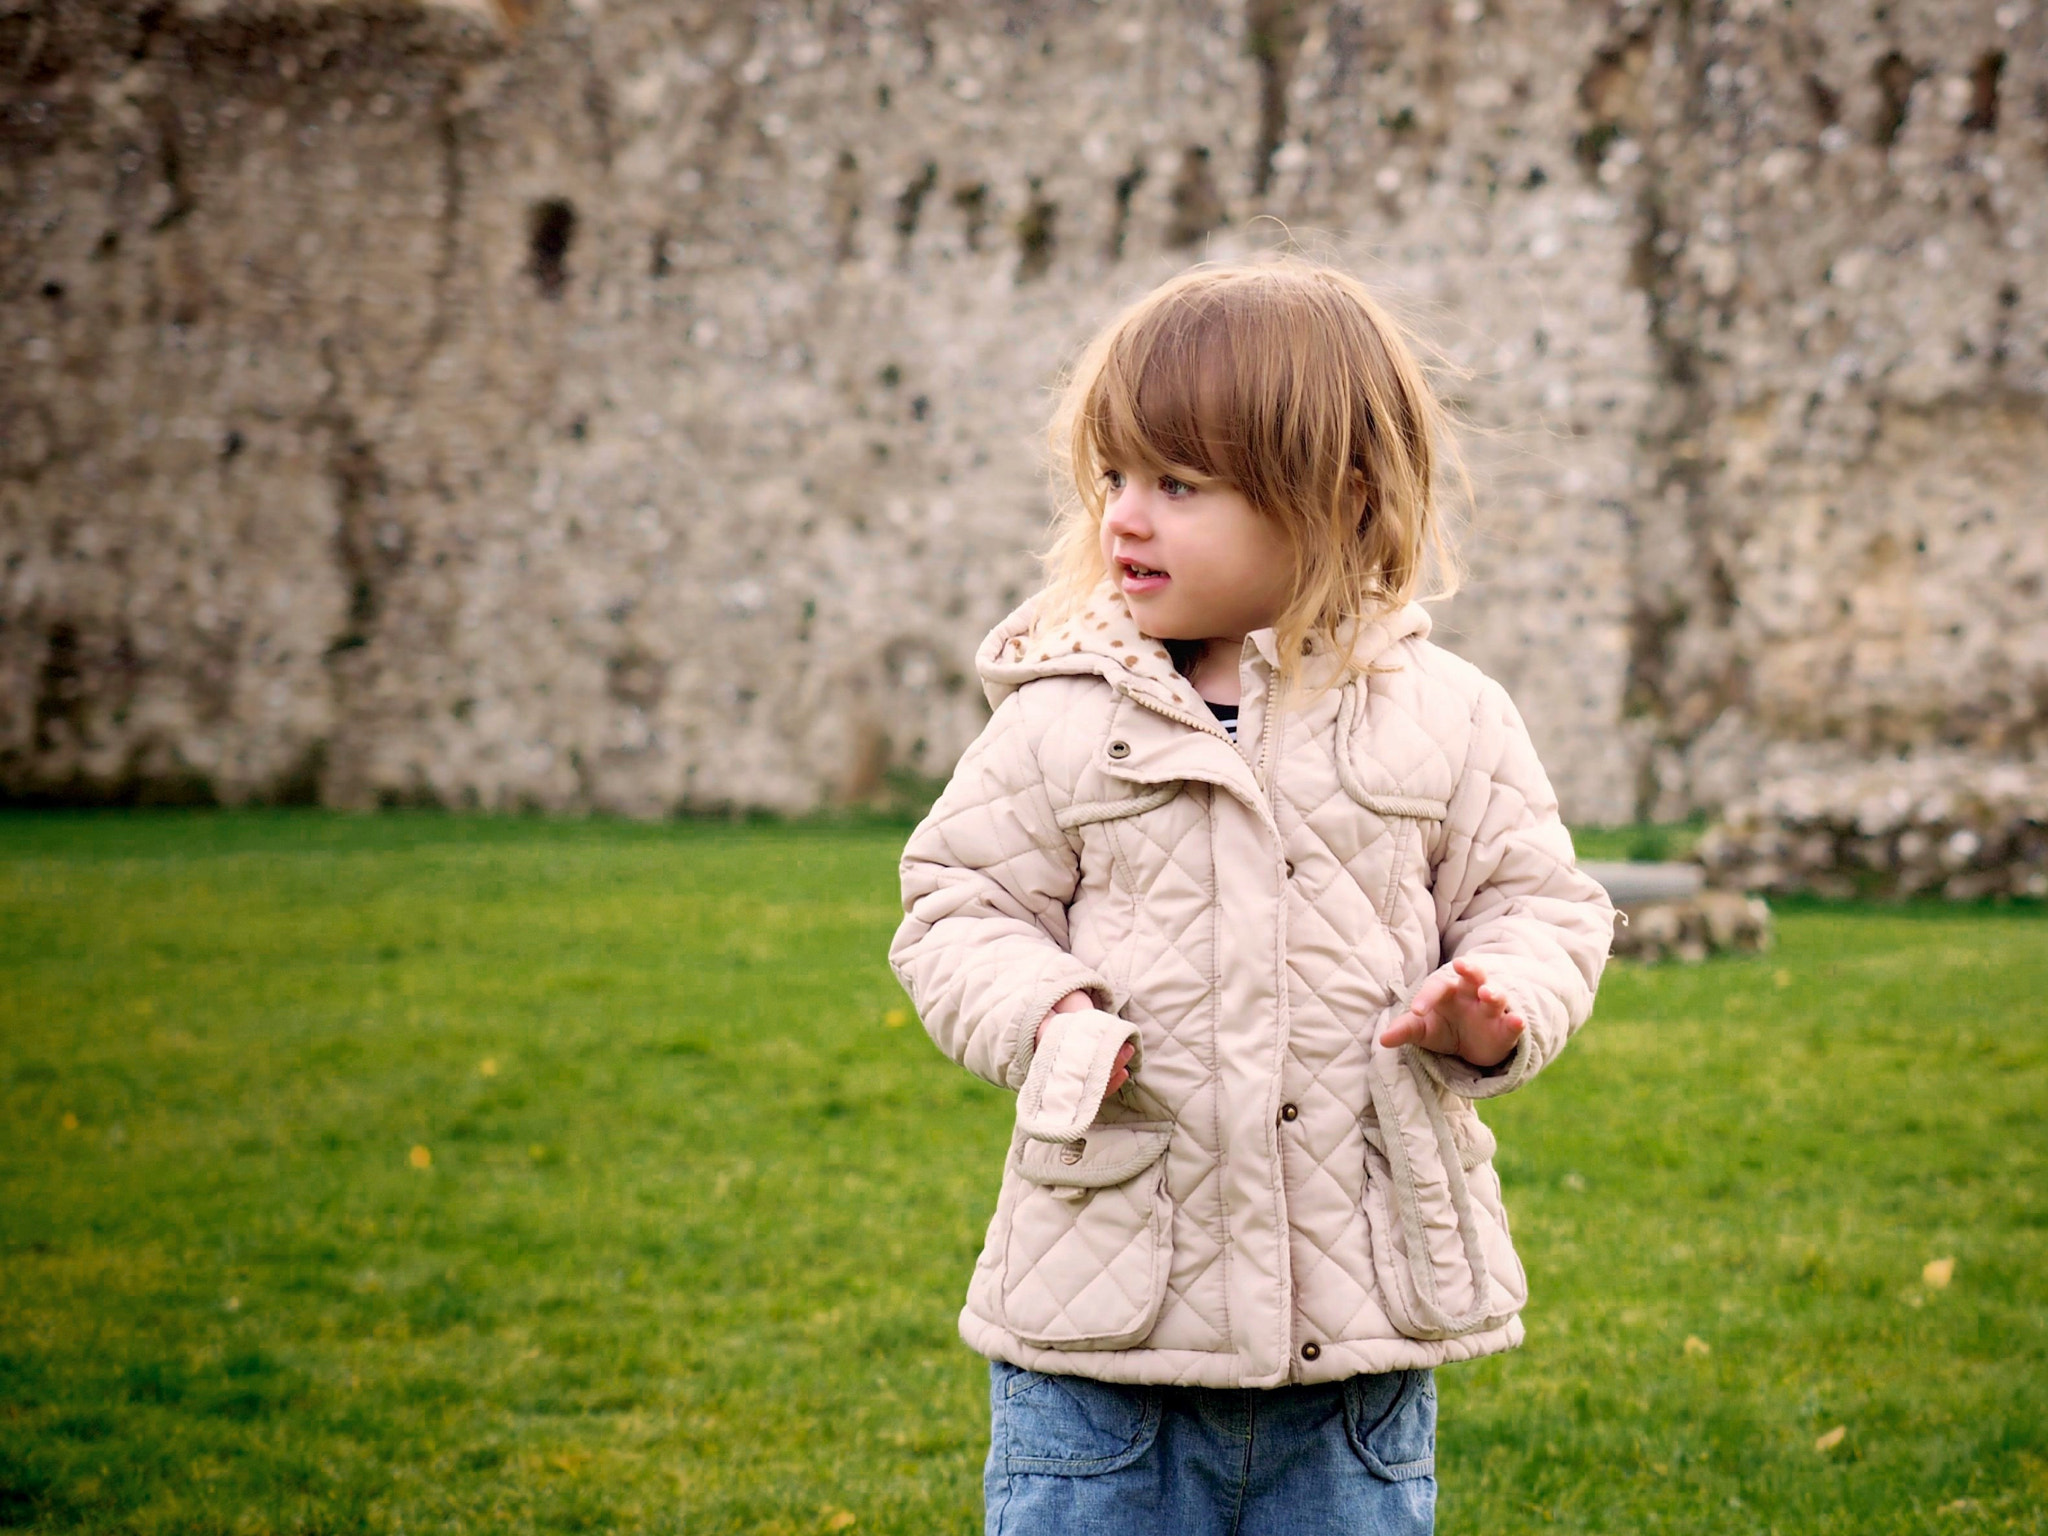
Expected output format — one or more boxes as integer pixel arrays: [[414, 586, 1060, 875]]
[[889, 258, 1616, 1535]]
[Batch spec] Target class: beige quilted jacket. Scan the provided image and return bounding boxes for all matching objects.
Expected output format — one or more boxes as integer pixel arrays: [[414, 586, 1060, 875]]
[[889, 582, 1615, 1388]]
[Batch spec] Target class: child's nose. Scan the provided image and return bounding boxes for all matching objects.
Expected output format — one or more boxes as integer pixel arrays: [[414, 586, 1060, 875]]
[[1104, 488, 1152, 538]]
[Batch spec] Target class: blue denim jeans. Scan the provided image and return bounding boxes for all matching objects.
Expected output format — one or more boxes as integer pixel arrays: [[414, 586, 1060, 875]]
[[985, 1361, 1436, 1536]]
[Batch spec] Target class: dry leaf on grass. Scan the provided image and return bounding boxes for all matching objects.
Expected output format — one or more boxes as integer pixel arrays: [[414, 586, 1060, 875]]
[[409, 1144, 432, 1169], [1923, 1256, 1955, 1289], [883, 1009, 908, 1028], [1814, 1425, 1847, 1452], [1683, 1335, 1711, 1357], [823, 1511, 857, 1531]]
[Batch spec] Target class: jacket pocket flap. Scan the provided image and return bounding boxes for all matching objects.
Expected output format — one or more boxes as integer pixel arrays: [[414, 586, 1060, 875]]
[[1016, 1122, 1172, 1189]]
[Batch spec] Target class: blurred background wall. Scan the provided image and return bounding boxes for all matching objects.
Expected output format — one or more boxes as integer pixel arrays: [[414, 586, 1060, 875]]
[[2, 0, 2042, 822]]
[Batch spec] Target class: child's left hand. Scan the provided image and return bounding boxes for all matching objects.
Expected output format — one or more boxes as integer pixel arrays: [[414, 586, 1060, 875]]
[[1378, 958, 1525, 1068]]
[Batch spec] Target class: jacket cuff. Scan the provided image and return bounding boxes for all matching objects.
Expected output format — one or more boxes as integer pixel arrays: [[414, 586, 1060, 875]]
[[1003, 964, 1116, 1091], [1015, 1008, 1141, 1142], [1422, 1019, 1536, 1099]]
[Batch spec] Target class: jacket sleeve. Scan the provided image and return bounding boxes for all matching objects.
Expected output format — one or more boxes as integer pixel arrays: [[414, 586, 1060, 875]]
[[1415, 677, 1616, 1099], [889, 686, 1114, 1091]]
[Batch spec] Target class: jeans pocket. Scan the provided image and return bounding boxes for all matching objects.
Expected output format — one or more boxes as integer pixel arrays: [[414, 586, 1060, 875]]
[[990, 1362, 1163, 1476], [1343, 1368, 1437, 1481]]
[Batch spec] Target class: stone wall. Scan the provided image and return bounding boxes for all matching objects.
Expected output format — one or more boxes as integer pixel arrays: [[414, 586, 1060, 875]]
[[3, 0, 2042, 819]]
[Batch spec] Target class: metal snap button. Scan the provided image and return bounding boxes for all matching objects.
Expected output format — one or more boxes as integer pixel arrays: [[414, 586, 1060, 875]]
[[1060, 1140, 1086, 1165], [1301, 1341, 1321, 1361], [1280, 1103, 1299, 1123], [1106, 740, 1130, 759]]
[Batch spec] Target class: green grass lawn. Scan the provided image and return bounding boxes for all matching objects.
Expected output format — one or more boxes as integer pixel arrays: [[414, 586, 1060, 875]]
[[0, 811, 2042, 1534]]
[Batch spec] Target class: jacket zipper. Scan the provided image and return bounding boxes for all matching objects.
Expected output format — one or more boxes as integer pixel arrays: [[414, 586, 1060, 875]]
[[1255, 673, 1283, 797]]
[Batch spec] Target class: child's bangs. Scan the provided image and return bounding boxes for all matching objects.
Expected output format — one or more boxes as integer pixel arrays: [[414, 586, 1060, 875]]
[[1080, 302, 1253, 491]]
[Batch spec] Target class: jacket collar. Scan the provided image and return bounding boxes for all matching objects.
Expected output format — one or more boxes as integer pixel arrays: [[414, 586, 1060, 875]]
[[976, 579, 1434, 725]]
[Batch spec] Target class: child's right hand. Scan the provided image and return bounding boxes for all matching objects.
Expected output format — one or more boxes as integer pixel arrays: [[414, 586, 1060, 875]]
[[1039, 991, 1137, 1096], [1378, 958, 1527, 1068]]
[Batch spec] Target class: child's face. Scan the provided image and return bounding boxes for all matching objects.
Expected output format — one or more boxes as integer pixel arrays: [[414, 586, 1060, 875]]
[[1098, 467, 1295, 643]]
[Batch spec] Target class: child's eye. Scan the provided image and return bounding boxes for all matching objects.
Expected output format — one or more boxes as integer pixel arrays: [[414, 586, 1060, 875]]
[[1101, 468, 1126, 493], [1160, 476, 1193, 498]]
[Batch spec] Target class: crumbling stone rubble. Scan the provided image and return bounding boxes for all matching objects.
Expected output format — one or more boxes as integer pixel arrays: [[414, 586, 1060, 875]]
[[1586, 859, 1774, 963], [1698, 756, 2048, 900]]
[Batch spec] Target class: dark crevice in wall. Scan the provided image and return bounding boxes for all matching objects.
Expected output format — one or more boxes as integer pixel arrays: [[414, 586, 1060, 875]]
[[189, 617, 243, 726], [417, 84, 467, 360], [270, 738, 328, 806], [1963, 49, 2004, 133], [1575, 28, 1652, 177], [1014, 178, 1055, 282], [1873, 50, 1918, 147], [1106, 157, 1146, 260], [1247, 0, 1309, 196], [312, 344, 409, 805], [1612, 11, 1749, 819], [1991, 280, 2019, 368], [894, 160, 937, 251], [146, 103, 197, 231], [581, 62, 615, 170], [31, 621, 88, 756], [324, 431, 405, 657], [952, 181, 988, 251], [830, 150, 861, 262], [0, 619, 193, 807], [1322, 3, 1372, 105], [314, 342, 404, 669], [607, 647, 668, 710], [1803, 71, 1841, 127], [130, 2, 169, 62], [528, 196, 576, 299], [1166, 145, 1225, 248]]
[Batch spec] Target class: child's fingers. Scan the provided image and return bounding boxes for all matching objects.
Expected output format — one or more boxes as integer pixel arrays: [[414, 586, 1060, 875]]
[[1409, 972, 1455, 1014], [1106, 1041, 1136, 1095], [1378, 1010, 1424, 1048]]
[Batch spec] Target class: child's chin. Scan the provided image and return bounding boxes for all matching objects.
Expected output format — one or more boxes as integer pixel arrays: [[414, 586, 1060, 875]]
[[1123, 604, 1192, 641]]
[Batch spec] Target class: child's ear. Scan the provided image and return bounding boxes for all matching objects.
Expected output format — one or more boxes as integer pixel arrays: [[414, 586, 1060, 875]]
[[1349, 471, 1375, 529]]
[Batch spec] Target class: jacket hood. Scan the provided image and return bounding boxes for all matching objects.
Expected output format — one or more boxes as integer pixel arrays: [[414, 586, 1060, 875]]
[[975, 579, 1435, 716]]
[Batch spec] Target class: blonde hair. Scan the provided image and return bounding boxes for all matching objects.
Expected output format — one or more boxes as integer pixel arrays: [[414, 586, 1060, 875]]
[[1041, 256, 1468, 684]]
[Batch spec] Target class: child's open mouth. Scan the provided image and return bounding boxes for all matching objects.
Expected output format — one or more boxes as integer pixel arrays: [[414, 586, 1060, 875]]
[[1118, 559, 1169, 592]]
